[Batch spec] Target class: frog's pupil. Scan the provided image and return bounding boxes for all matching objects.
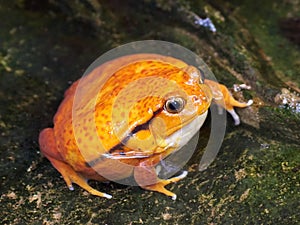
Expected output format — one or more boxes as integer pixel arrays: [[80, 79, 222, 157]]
[[169, 101, 180, 111]]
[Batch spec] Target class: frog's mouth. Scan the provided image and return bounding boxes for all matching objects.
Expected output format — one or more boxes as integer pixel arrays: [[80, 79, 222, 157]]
[[98, 111, 208, 161]]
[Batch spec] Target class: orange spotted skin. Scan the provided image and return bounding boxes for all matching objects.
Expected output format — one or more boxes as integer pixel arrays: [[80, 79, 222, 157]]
[[39, 54, 251, 199]]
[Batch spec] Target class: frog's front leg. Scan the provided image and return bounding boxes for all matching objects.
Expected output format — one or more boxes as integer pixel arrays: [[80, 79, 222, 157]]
[[134, 166, 187, 200], [39, 128, 112, 199], [225, 97, 253, 125], [205, 80, 253, 125]]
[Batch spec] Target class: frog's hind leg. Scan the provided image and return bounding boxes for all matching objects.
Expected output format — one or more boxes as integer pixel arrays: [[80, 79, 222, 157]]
[[134, 166, 188, 200], [47, 156, 112, 199], [39, 128, 112, 199], [225, 97, 253, 125]]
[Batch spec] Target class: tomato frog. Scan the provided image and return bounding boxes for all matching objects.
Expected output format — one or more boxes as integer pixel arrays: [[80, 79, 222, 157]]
[[39, 54, 252, 200]]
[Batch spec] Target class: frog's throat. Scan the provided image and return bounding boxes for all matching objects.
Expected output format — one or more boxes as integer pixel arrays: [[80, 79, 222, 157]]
[[159, 111, 208, 151]]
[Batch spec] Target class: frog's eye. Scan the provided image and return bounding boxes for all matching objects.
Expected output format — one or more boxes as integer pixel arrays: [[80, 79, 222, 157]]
[[164, 97, 185, 113]]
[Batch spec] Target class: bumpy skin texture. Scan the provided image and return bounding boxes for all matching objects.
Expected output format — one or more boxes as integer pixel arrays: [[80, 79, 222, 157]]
[[39, 54, 251, 199]]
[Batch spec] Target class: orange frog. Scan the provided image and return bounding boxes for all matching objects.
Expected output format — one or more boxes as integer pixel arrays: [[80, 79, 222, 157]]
[[39, 54, 252, 200]]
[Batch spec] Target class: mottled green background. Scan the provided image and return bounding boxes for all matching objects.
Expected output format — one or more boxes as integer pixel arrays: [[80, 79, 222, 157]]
[[0, 0, 299, 224]]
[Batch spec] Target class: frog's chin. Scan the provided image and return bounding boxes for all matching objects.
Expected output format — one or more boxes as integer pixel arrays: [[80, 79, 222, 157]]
[[164, 111, 208, 151]]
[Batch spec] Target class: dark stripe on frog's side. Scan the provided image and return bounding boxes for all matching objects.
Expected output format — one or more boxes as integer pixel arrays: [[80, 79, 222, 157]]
[[86, 108, 162, 167]]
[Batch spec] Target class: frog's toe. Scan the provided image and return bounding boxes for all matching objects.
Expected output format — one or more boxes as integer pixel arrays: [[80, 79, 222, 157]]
[[227, 109, 241, 125], [68, 184, 74, 191], [103, 193, 113, 199], [141, 171, 188, 200], [88, 188, 112, 199], [173, 170, 188, 180], [66, 171, 113, 199], [247, 99, 253, 106], [172, 194, 177, 200], [233, 83, 251, 91], [45, 155, 112, 198], [158, 170, 188, 185], [142, 182, 178, 200]]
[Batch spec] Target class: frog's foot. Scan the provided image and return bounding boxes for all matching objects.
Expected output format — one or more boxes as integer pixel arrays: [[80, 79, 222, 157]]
[[226, 99, 253, 125], [227, 109, 241, 125], [141, 171, 188, 200], [39, 128, 112, 199], [47, 156, 112, 199], [233, 83, 251, 92], [205, 80, 253, 125], [218, 84, 253, 125]]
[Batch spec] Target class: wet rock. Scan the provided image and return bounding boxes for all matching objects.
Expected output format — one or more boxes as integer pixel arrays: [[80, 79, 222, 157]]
[[1, 1, 299, 224]]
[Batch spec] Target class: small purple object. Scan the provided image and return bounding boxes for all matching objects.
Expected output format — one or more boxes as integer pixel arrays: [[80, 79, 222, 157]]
[[194, 17, 216, 32]]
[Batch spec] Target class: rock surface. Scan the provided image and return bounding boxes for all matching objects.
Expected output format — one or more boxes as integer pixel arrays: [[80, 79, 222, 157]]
[[0, 1, 299, 224]]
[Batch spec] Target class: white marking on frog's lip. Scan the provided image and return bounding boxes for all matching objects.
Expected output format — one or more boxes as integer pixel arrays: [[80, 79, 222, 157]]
[[102, 152, 149, 159], [164, 111, 208, 150]]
